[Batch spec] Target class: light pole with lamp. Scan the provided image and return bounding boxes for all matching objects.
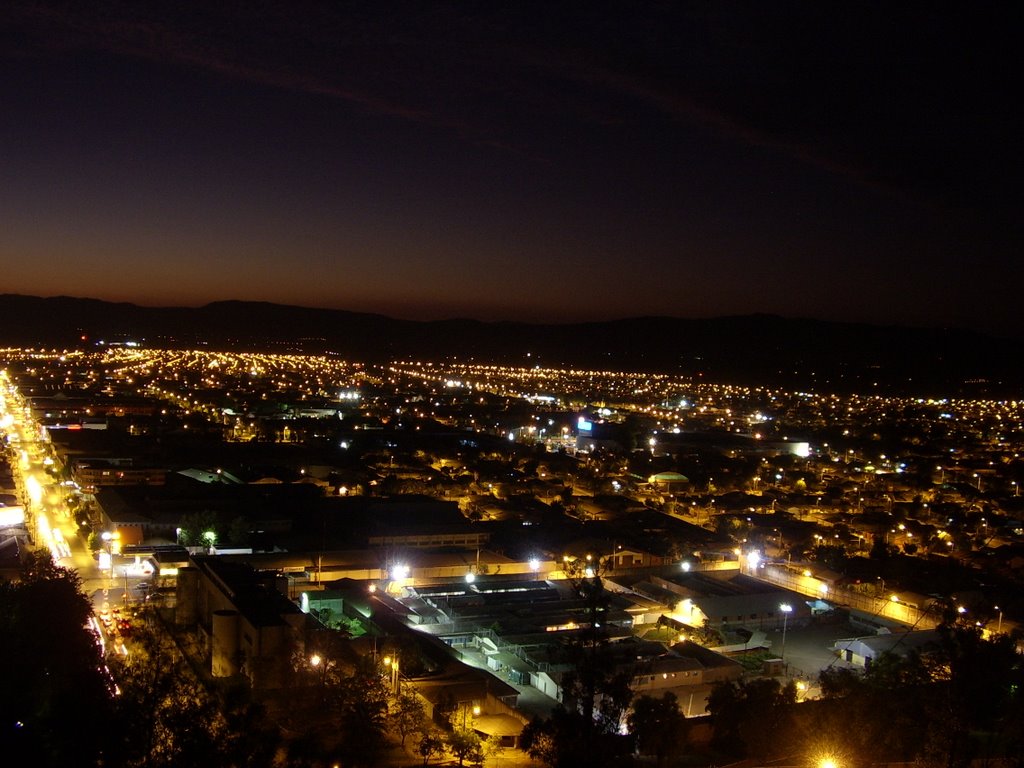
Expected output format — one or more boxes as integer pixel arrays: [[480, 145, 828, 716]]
[[779, 603, 793, 662], [995, 606, 1003, 634], [461, 702, 481, 729], [383, 655, 400, 695], [309, 653, 328, 702], [100, 531, 119, 586]]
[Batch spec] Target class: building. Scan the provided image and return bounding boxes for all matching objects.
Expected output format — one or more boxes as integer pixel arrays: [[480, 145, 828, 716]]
[[72, 458, 167, 493], [176, 556, 307, 688], [832, 629, 942, 668]]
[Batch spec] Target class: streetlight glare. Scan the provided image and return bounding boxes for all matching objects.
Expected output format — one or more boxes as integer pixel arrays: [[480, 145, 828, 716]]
[[391, 564, 409, 580], [779, 603, 793, 663]]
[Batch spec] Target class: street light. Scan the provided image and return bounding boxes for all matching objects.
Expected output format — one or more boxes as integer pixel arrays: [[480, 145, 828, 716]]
[[779, 603, 793, 661], [383, 655, 400, 694], [100, 531, 119, 584], [309, 653, 329, 700], [995, 605, 1003, 634], [461, 702, 481, 729]]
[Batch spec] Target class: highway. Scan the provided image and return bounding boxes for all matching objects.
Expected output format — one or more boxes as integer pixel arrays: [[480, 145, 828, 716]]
[[0, 370, 149, 643]]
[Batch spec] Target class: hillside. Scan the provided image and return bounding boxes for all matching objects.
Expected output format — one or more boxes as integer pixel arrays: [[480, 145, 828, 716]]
[[1, 294, 1020, 396]]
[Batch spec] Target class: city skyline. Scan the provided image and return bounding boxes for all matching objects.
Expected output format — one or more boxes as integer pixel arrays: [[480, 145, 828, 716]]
[[2, 3, 1020, 336]]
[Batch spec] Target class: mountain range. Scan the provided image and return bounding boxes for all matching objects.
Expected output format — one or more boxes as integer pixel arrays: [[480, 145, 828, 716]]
[[1, 294, 1021, 396]]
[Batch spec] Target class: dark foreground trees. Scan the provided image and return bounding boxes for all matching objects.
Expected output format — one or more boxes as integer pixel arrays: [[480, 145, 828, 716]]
[[813, 623, 1024, 768], [520, 570, 635, 768], [627, 692, 689, 767], [285, 640, 391, 767], [107, 627, 281, 768], [700, 621, 1024, 768], [0, 551, 283, 768], [0, 552, 113, 767], [706, 676, 798, 761]]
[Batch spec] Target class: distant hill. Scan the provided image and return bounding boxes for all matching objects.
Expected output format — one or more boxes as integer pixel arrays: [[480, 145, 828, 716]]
[[1, 294, 1021, 396]]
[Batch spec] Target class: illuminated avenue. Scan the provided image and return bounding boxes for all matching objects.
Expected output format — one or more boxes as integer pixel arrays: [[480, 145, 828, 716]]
[[2, 345, 1023, 766]]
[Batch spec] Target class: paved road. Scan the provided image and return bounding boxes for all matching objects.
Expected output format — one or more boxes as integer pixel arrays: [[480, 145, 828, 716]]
[[764, 620, 863, 682]]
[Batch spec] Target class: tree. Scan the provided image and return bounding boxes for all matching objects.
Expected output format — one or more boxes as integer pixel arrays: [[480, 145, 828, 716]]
[[521, 568, 635, 768], [482, 733, 506, 762], [218, 683, 282, 768], [177, 509, 220, 546], [520, 706, 629, 768], [0, 551, 114, 767], [286, 637, 390, 765], [447, 728, 484, 767], [108, 624, 234, 767], [816, 650, 935, 764], [329, 655, 391, 767], [392, 690, 427, 746], [560, 571, 634, 735], [226, 515, 250, 545], [434, 690, 457, 727], [627, 692, 688, 766], [869, 534, 893, 560], [417, 732, 446, 766], [520, 717, 559, 767], [706, 677, 797, 760]]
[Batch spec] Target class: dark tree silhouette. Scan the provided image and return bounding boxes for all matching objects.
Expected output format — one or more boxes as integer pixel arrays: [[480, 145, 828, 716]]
[[0, 551, 113, 767], [627, 692, 688, 767], [520, 568, 634, 767], [706, 676, 797, 760]]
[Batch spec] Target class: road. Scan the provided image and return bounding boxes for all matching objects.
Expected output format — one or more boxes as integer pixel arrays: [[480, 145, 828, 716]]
[[0, 371, 151, 620]]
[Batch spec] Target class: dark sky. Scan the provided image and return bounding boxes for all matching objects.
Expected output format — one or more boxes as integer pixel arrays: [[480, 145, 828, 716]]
[[2, 2, 1021, 335]]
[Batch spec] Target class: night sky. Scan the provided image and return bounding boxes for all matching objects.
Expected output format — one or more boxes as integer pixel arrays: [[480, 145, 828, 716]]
[[2, 3, 1021, 335]]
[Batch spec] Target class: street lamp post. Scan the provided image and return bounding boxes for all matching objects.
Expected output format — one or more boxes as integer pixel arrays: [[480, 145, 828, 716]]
[[101, 531, 117, 586], [383, 655, 400, 695], [779, 603, 793, 662], [309, 653, 327, 702], [995, 605, 1003, 634], [461, 702, 481, 729]]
